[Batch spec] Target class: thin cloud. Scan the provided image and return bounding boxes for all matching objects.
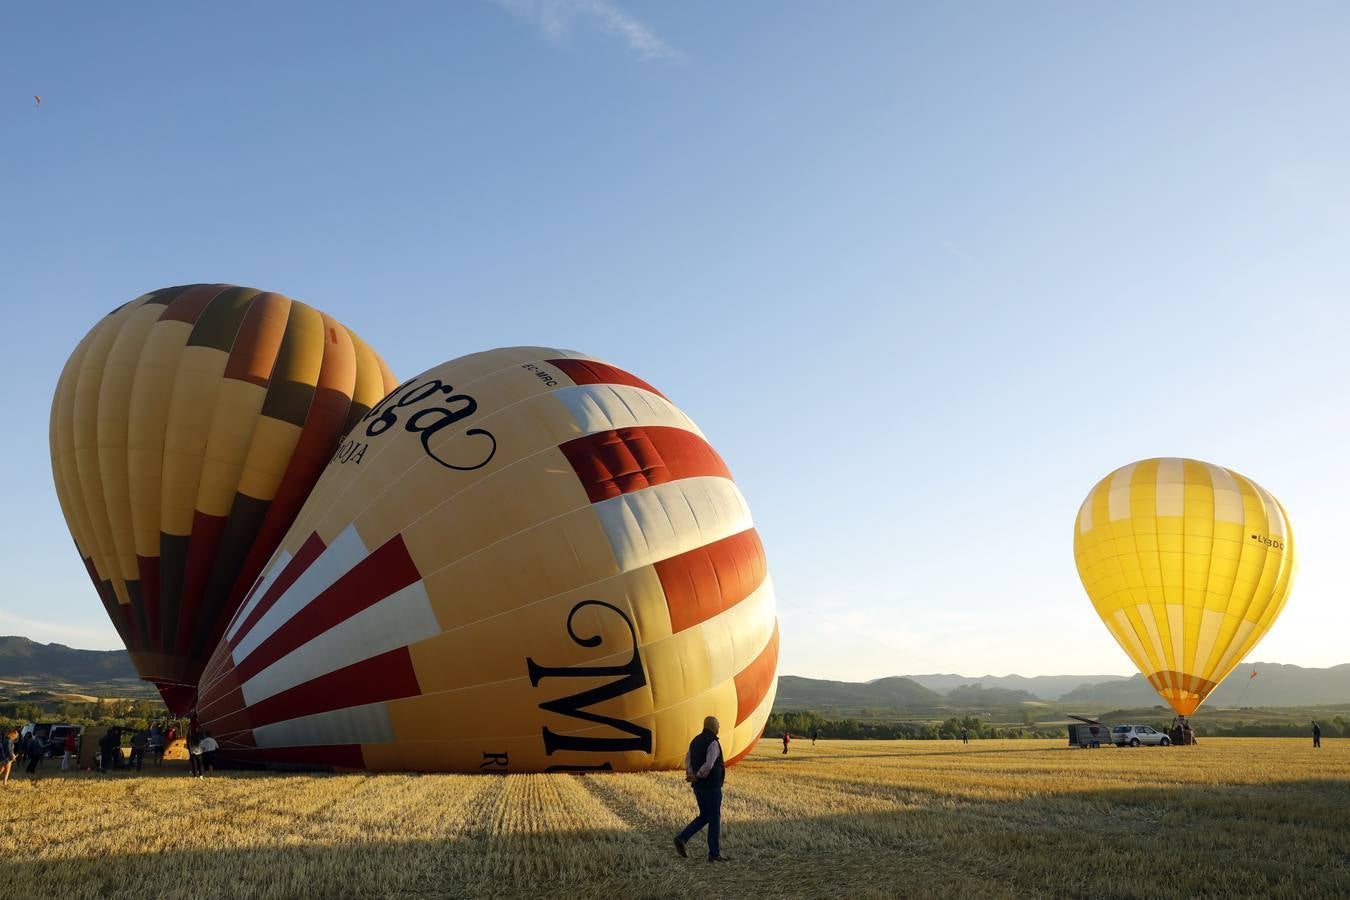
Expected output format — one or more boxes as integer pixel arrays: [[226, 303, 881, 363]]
[[491, 0, 677, 60]]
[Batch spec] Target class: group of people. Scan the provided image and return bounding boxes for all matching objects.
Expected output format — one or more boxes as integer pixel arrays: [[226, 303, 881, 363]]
[[778, 728, 822, 754], [119, 722, 174, 770], [0, 727, 80, 783], [187, 730, 220, 777], [100, 723, 219, 776], [0, 720, 222, 780], [1168, 716, 1197, 746]]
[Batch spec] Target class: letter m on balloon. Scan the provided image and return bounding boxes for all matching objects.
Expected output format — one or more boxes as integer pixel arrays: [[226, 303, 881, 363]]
[[525, 605, 654, 756], [525, 657, 653, 755], [526, 600, 654, 757]]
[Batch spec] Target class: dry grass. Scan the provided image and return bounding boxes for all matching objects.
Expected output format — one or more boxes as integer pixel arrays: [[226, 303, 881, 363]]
[[2, 738, 1346, 898]]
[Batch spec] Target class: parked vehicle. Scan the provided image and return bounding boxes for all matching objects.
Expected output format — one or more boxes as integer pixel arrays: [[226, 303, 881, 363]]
[[1112, 724, 1171, 747], [44, 724, 82, 758], [1067, 715, 1115, 748]]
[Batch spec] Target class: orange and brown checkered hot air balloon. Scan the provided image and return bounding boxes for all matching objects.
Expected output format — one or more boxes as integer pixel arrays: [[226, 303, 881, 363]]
[[50, 285, 398, 712], [195, 347, 778, 772]]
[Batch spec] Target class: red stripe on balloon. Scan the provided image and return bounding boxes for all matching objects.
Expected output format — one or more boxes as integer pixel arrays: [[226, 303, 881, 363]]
[[654, 528, 766, 634], [559, 426, 731, 504], [734, 623, 780, 726], [230, 646, 421, 731], [229, 534, 421, 685], [547, 358, 667, 399], [228, 532, 327, 649], [726, 728, 764, 768], [174, 510, 228, 656]]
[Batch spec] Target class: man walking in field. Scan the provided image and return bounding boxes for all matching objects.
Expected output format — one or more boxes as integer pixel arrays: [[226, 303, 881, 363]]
[[674, 716, 728, 863], [1312, 721, 1321, 748]]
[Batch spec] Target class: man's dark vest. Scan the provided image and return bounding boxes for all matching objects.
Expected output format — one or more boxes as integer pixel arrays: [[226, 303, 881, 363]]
[[688, 729, 724, 789]]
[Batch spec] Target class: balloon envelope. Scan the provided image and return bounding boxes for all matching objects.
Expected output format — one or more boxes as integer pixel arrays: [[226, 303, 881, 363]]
[[1073, 458, 1295, 715], [197, 347, 778, 772], [50, 285, 397, 711]]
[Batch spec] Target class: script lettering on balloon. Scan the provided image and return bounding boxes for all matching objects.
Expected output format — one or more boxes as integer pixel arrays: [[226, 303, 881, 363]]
[[361, 378, 496, 471], [526, 600, 653, 772]]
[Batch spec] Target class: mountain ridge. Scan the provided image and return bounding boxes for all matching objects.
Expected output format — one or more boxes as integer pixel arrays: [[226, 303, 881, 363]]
[[1, 636, 1345, 709], [778, 663, 1349, 710]]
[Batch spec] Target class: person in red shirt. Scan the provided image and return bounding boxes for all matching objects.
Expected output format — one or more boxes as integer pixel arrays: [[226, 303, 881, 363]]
[[61, 731, 76, 771], [782, 732, 791, 755]]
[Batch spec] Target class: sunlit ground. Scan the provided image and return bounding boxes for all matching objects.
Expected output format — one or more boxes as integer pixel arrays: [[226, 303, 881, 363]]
[[2, 738, 1345, 898]]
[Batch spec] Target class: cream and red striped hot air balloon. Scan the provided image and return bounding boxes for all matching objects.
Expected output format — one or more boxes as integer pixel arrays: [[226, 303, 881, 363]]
[[50, 285, 398, 711], [197, 347, 778, 772]]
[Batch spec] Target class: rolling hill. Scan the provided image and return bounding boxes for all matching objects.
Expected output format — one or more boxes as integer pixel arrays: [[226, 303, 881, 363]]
[[907, 673, 1129, 701], [779, 663, 1350, 712], [0, 636, 150, 698]]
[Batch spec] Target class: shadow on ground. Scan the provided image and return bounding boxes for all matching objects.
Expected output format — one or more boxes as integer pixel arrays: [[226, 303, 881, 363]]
[[2, 773, 1347, 899]]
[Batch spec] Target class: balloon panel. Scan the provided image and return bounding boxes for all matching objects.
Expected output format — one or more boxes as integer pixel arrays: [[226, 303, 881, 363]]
[[197, 348, 778, 772], [1073, 457, 1295, 715], [50, 286, 398, 709]]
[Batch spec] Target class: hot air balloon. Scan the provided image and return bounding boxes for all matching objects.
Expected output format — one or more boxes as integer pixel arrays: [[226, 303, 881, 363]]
[[50, 285, 398, 711], [196, 347, 778, 773], [1073, 458, 1295, 716]]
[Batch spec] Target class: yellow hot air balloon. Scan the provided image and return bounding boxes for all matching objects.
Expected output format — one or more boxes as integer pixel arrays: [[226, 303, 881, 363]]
[[1073, 458, 1295, 715], [50, 285, 397, 711], [196, 347, 778, 773]]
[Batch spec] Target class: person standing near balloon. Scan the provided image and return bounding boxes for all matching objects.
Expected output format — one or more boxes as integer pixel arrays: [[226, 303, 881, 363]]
[[199, 732, 219, 774], [61, 730, 76, 771], [24, 731, 44, 775], [0, 728, 17, 785], [187, 731, 204, 777], [674, 717, 728, 862], [1312, 721, 1321, 748]]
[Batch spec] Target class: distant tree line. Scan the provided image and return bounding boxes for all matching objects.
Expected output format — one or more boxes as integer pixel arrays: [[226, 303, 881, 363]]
[[767, 710, 1347, 741], [0, 697, 170, 730], [1196, 716, 1346, 739], [765, 711, 1061, 741]]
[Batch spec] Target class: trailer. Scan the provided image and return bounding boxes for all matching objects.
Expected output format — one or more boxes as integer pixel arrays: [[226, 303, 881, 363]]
[[1067, 714, 1114, 748]]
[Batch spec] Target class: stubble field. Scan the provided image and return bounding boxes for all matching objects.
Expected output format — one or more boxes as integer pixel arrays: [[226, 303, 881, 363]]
[[1, 738, 1346, 899]]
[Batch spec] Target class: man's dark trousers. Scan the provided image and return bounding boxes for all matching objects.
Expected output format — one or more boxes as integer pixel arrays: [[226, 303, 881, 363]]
[[678, 785, 722, 859]]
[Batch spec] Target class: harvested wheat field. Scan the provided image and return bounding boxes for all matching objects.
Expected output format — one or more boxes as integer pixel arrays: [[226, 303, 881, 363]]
[[2, 738, 1346, 899]]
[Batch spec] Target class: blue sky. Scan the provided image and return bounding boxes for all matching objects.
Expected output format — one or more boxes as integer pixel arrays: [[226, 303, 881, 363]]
[[2, 1, 1347, 679]]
